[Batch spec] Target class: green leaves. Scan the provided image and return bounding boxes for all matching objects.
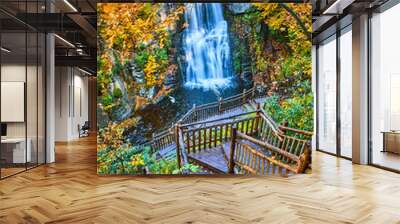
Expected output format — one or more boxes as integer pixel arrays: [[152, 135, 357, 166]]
[[264, 80, 314, 133], [134, 50, 149, 70]]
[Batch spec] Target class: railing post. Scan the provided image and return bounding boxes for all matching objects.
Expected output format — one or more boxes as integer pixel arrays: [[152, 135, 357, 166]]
[[281, 120, 289, 135], [242, 88, 246, 104], [218, 97, 223, 113], [229, 124, 237, 174], [174, 124, 181, 170], [254, 103, 261, 135]]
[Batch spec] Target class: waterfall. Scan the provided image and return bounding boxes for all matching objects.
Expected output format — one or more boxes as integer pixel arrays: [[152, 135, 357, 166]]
[[183, 3, 233, 90]]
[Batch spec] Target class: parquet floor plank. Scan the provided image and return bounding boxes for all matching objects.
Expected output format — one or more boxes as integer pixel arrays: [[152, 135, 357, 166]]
[[0, 136, 399, 223]]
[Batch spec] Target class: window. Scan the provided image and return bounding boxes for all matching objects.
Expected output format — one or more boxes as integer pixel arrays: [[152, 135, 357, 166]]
[[317, 35, 337, 154], [370, 3, 400, 171], [339, 26, 352, 158]]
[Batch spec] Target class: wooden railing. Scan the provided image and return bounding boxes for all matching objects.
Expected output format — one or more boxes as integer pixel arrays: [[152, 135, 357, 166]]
[[179, 86, 266, 124], [180, 112, 260, 155], [142, 85, 268, 154], [135, 129, 175, 154], [175, 108, 311, 175], [229, 126, 311, 176], [279, 125, 313, 141], [134, 84, 313, 176]]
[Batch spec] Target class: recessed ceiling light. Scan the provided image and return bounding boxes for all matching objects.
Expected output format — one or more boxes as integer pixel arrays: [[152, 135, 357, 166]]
[[54, 34, 75, 48], [78, 67, 93, 76], [63, 0, 78, 12], [1, 47, 11, 53]]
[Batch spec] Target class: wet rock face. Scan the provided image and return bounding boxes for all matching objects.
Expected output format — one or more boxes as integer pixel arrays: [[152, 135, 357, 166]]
[[227, 3, 251, 14]]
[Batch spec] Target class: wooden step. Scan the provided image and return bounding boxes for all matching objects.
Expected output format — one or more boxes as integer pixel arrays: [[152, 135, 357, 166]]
[[188, 147, 229, 174], [155, 143, 177, 161]]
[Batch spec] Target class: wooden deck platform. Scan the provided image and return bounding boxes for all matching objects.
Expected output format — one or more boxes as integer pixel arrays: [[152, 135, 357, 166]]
[[188, 143, 230, 174]]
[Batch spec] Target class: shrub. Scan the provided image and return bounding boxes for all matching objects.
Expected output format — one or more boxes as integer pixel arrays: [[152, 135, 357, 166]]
[[263, 80, 313, 132]]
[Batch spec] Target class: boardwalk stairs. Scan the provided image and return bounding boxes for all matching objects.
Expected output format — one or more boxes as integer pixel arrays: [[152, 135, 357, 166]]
[[137, 86, 313, 176]]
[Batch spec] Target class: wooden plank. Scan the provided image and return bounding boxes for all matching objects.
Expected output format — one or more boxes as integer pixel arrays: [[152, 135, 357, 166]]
[[188, 148, 229, 174]]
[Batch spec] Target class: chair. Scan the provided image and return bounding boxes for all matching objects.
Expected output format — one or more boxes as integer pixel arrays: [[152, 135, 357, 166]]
[[78, 121, 90, 138]]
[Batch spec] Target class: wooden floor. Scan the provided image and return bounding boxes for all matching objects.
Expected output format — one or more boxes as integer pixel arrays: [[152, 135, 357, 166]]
[[1, 136, 400, 223], [372, 150, 400, 171]]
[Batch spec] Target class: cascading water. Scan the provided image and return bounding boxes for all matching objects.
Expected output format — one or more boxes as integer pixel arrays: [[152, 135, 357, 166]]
[[183, 3, 233, 90]]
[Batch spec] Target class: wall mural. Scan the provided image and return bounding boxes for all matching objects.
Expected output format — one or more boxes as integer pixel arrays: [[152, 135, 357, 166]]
[[97, 3, 313, 175]]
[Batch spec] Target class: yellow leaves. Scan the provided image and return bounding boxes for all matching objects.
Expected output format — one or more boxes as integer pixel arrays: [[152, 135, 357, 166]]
[[144, 55, 158, 86], [98, 3, 184, 89], [131, 154, 145, 167], [99, 117, 136, 148]]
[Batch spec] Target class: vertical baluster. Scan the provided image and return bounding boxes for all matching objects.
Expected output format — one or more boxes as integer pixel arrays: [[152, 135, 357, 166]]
[[261, 158, 265, 175], [203, 129, 207, 150], [208, 127, 212, 149], [243, 145, 248, 167], [227, 124, 230, 142], [219, 125, 223, 145], [213, 127, 217, 147], [244, 120, 249, 135], [250, 119, 255, 135], [236, 143, 241, 164], [195, 129, 199, 152], [185, 131, 190, 153], [251, 149, 256, 173], [289, 139, 298, 159], [192, 130, 196, 153], [298, 141, 306, 157], [199, 129, 203, 150]]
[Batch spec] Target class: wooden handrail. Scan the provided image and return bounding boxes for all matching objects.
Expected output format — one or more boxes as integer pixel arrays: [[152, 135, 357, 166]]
[[259, 112, 283, 136], [184, 116, 255, 132], [236, 131, 300, 163], [237, 140, 299, 173], [279, 125, 313, 137], [180, 110, 257, 128], [176, 85, 268, 126]]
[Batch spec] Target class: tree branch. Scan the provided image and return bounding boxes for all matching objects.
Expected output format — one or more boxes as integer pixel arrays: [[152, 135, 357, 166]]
[[279, 3, 312, 42]]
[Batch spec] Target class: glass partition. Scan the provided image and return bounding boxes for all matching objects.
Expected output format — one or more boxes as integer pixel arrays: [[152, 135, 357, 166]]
[[0, 1, 46, 179], [339, 26, 352, 158], [1, 30, 28, 177], [371, 4, 400, 171], [317, 35, 337, 154]]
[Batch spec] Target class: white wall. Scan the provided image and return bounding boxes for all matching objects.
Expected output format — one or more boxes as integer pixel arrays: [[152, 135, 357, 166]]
[[54, 67, 89, 141]]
